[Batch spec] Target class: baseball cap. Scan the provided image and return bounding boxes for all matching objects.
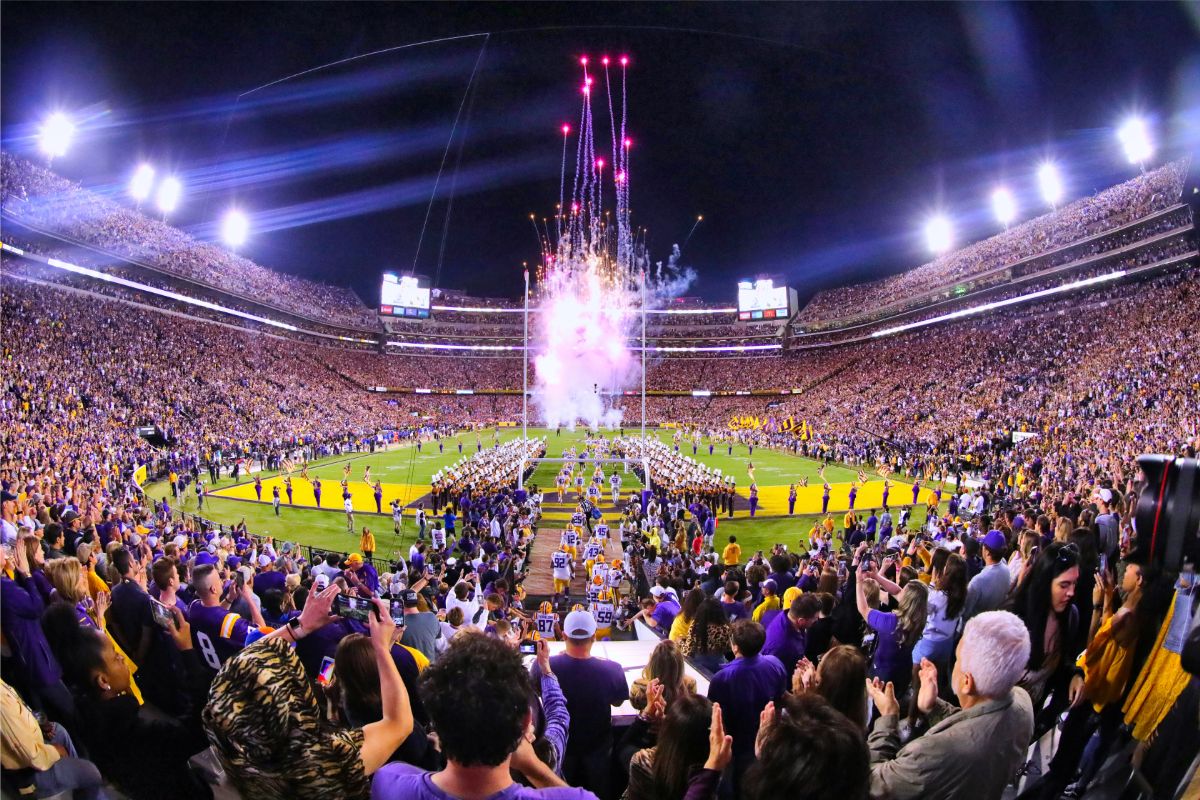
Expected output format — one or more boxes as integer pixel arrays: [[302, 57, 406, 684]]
[[258, 554, 272, 568], [313, 573, 330, 590], [1097, 488, 1113, 504], [226, 556, 242, 570], [1012, 514, 1026, 530], [982, 530, 1007, 552], [563, 609, 598, 639], [61, 510, 79, 525], [402, 589, 420, 608], [762, 578, 778, 594], [346, 553, 364, 567]]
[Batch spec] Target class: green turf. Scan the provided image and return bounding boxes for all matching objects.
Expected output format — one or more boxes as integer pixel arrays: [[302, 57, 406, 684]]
[[145, 427, 917, 560]]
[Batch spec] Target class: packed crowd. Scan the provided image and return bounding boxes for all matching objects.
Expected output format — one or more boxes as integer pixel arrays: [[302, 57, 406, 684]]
[[1, 152, 379, 330], [798, 158, 1189, 324], [3, 421, 1195, 800]]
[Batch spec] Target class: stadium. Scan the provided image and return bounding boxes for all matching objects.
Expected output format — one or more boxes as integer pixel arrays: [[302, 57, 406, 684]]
[[1, 5, 1198, 800]]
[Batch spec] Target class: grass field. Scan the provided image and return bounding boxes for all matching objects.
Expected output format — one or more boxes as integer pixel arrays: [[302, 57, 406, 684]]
[[147, 427, 936, 560]]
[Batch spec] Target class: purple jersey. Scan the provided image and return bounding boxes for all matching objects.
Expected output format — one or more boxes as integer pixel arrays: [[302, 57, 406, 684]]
[[188, 599, 254, 673]]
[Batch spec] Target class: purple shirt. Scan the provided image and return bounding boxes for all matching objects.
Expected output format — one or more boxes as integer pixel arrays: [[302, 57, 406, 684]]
[[761, 610, 808, 674], [707, 654, 787, 760], [531, 654, 627, 752], [866, 608, 910, 684], [721, 600, 750, 622], [651, 598, 680, 630], [372, 762, 598, 799]]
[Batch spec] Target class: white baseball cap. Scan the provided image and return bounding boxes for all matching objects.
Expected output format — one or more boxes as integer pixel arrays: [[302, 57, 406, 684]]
[[313, 574, 330, 590], [563, 609, 597, 639], [1098, 488, 1113, 504]]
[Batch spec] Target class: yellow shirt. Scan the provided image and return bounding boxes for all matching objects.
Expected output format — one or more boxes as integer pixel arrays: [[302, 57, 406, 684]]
[[752, 596, 781, 623], [360, 531, 376, 553], [668, 613, 692, 643], [844, 512, 857, 529], [1, 680, 60, 771], [722, 543, 742, 566]]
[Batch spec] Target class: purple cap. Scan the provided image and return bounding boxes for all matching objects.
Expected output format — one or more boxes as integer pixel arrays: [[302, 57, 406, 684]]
[[194, 552, 218, 566], [1012, 514, 1026, 530], [762, 578, 778, 594], [982, 530, 1007, 551], [226, 555, 242, 569]]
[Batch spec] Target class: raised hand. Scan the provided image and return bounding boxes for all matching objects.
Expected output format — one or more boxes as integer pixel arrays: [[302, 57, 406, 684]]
[[916, 658, 939, 714], [704, 702, 733, 772], [644, 677, 666, 722], [866, 677, 900, 718]]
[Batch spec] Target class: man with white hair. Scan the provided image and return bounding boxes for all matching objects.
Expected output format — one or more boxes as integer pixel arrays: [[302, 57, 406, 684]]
[[865, 610, 1034, 800]]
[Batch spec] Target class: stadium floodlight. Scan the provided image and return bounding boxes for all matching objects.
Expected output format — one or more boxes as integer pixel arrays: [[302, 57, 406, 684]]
[[38, 112, 75, 160], [129, 164, 155, 204], [156, 177, 182, 216], [1117, 116, 1153, 168], [924, 214, 953, 255], [991, 186, 1017, 229], [1037, 162, 1064, 208], [221, 209, 249, 248]]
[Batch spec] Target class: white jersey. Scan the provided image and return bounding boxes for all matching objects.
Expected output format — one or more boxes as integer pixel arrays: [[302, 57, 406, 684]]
[[595, 523, 610, 539], [534, 612, 559, 640], [432, 528, 447, 549], [561, 529, 579, 547], [591, 600, 615, 630], [586, 582, 604, 605], [592, 562, 610, 585], [583, 540, 604, 562], [606, 568, 623, 590], [551, 552, 572, 580]]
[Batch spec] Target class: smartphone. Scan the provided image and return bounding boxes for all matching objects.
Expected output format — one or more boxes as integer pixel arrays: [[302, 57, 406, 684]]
[[1098, 552, 1108, 576], [332, 593, 376, 623], [316, 656, 336, 686], [149, 597, 175, 630], [234, 570, 246, 591], [518, 641, 538, 655]]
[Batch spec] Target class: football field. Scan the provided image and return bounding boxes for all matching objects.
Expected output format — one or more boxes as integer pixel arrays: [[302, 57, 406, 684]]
[[151, 427, 929, 558]]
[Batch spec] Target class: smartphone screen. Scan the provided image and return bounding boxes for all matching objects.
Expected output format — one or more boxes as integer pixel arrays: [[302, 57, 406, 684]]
[[316, 656, 335, 686], [149, 597, 174, 630], [332, 593, 374, 623], [518, 641, 537, 655]]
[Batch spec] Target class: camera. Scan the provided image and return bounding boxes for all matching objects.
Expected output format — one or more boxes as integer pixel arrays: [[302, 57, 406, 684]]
[[1134, 455, 1199, 571]]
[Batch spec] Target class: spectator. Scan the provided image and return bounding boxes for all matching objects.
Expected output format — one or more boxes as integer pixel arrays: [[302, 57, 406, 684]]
[[680, 598, 734, 674], [706, 619, 787, 790], [761, 593, 821, 676], [743, 694, 870, 800], [373, 633, 596, 799], [0, 678, 107, 800], [204, 590, 413, 799], [530, 609, 627, 798], [629, 639, 696, 711], [963, 530, 1012, 620], [865, 611, 1034, 800]]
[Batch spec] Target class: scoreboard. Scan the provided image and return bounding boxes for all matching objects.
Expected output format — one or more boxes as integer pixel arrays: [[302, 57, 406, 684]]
[[379, 274, 431, 319], [737, 278, 796, 321]]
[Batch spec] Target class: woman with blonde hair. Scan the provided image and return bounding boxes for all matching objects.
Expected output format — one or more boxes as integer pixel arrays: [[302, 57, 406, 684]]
[[630, 639, 697, 710], [74, 541, 110, 601], [42, 556, 143, 703]]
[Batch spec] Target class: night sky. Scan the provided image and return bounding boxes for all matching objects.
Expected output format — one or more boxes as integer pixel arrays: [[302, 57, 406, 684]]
[[3, 2, 1198, 306]]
